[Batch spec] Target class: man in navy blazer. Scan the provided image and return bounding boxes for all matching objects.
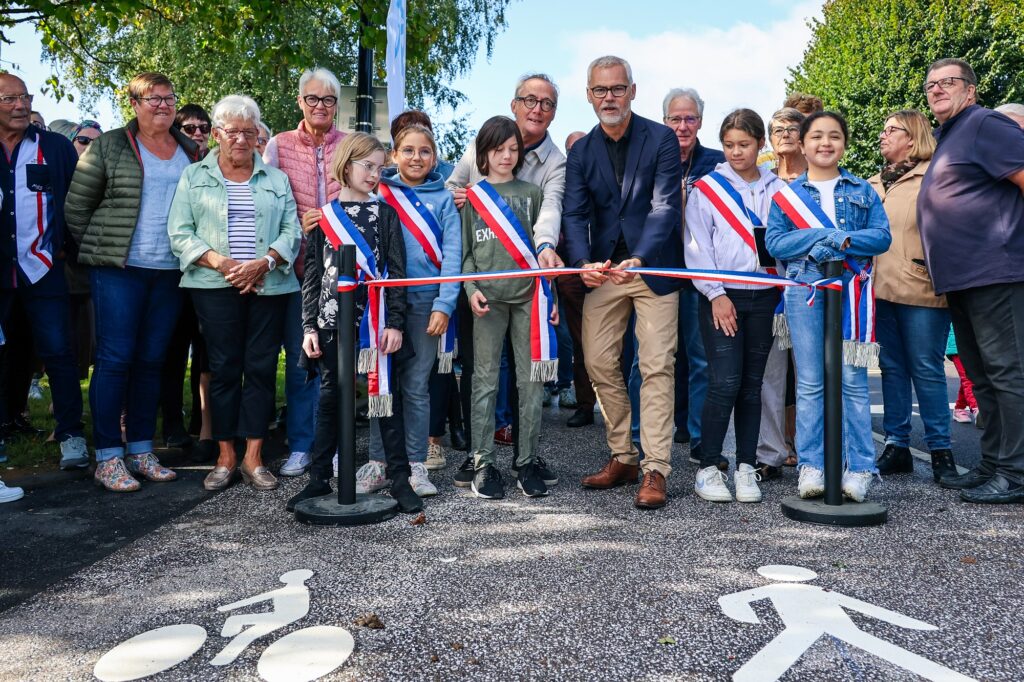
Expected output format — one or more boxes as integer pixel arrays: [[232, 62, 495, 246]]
[[562, 55, 683, 509]]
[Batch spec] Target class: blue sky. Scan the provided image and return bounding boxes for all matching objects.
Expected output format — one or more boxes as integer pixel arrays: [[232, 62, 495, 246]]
[[3, 0, 822, 154]]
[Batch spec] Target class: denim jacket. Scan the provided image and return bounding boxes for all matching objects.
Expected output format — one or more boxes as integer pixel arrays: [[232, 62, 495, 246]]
[[765, 168, 891, 281], [168, 149, 301, 295]]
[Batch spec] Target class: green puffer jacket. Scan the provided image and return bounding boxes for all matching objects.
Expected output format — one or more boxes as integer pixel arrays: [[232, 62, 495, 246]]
[[65, 119, 200, 267]]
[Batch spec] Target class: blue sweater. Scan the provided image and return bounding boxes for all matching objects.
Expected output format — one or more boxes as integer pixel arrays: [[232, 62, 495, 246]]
[[378, 168, 462, 316]]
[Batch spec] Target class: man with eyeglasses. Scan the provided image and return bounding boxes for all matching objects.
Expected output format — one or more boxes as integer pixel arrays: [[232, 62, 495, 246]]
[[917, 58, 1024, 504], [563, 55, 685, 509], [0, 73, 88, 495], [262, 67, 347, 479]]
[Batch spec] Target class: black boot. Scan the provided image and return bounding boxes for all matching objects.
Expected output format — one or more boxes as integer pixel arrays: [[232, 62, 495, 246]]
[[929, 449, 957, 483], [390, 475, 424, 514], [876, 443, 913, 475], [286, 479, 332, 513]]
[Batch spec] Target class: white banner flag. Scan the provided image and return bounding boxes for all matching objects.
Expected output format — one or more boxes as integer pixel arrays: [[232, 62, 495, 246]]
[[386, 0, 407, 124]]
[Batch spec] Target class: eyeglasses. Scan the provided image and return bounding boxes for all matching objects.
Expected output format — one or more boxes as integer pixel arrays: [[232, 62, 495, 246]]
[[257, 137, 269, 146], [0, 93, 33, 107], [134, 94, 178, 107], [302, 94, 338, 108], [514, 95, 556, 113], [665, 115, 700, 127], [350, 159, 383, 175], [880, 125, 908, 138], [771, 125, 800, 137], [218, 127, 258, 141], [73, 136, 95, 146], [181, 123, 211, 135], [397, 146, 435, 159], [589, 84, 629, 99], [923, 76, 969, 93]]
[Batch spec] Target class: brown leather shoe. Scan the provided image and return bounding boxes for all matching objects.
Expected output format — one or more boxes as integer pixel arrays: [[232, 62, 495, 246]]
[[581, 457, 639, 489], [634, 471, 667, 509]]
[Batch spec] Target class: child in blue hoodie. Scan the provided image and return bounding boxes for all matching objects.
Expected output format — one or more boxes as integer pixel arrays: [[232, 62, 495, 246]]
[[355, 124, 462, 497]]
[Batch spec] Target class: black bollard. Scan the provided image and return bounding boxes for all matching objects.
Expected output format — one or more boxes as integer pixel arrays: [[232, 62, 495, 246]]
[[781, 261, 887, 526], [294, 245, 398, 525]]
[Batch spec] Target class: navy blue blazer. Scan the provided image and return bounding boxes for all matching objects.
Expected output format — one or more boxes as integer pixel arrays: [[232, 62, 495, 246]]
[[561, 113, 684, 296]]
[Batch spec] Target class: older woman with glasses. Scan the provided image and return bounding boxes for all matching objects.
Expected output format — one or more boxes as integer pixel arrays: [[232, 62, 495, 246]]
[[66, 72, 201, 492], [168, 94, 301, 492], [70, 120, 102, 157], [868, 109, 955, 483]]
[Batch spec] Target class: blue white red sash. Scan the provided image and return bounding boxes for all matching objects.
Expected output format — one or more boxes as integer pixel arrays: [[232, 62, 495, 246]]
[[771, 182, 879, 367], [378, 183, 458, 372], [319, 200, 394, 417], [465, 180, 557, 381]]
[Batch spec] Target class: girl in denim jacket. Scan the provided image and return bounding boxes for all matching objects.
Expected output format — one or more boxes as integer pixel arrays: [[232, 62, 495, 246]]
[[765, 111, 891, 503]]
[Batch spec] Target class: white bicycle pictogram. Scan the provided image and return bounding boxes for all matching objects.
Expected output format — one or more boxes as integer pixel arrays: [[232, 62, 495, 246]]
[[94, 569, 354, 682]]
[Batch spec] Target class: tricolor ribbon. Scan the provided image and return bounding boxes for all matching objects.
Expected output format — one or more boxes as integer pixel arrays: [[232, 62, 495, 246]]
[[319, 200, 394, 417], [465, 180, 558, 382], [771, 183, 879, 367]]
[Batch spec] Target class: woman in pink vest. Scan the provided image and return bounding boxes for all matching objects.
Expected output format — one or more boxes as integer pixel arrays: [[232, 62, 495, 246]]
[[262, 67, 346, 478]]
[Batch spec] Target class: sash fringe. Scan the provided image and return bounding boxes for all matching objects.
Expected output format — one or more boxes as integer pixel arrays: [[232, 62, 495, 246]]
[[772, 313, 791, 350], [367, 393, 393, 418], [843, 340, 880, 369], [530, 359, 559, 383], [357, 348, 377, 374], [437, 351, 455, 375]]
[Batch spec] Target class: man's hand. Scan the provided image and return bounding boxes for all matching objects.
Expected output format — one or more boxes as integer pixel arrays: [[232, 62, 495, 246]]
[[607, 257, 643, 285], [379, 328, 403, 355], [711, 295, 738, 337], [426, 311, 449, 336], [301, 209, 323, 235], [537, 247, 564, 270], [226, 258, 269, 293], [469, 290, 490, 317], [302, 332, 322, 358], [580, 260, 611, 288], [451, 186, 468, 209]]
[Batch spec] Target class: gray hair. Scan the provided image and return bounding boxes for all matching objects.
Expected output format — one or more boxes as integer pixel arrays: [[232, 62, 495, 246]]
[[298, 67, 341, 98], [258, 121, 273, 138], [995, 103, 1024, 117], [768, 106, 806, 133], [515, 73, 560, 102], [211, 94, 261, 128], [587, 55, 633, 85], [662, 87, 705, 118]]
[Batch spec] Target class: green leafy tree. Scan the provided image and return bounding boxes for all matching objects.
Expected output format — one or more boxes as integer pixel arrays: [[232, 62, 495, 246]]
[[788, 0, 1024, 176]]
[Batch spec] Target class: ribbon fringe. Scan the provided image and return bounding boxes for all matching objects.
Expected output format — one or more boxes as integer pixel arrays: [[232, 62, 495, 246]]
[[367, 393, 393, 418], [843, 340, 880, 369], [437, 351, 455, 375], [772, 313, 792, 350], [531, 359, 559, 383], [358, 348, 377, 374]]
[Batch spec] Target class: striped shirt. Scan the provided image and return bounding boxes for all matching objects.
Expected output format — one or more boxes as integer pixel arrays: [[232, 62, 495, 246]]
[[225, 179, 257, 260]]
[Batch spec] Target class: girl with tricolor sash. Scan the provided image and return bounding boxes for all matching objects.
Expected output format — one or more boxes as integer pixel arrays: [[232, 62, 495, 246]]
[[352, 124, 462, 499], [684, 109, 787, 505], [765, 111, 891, 503], [289, 132, 423, 515], [461, 116, 556, 500]]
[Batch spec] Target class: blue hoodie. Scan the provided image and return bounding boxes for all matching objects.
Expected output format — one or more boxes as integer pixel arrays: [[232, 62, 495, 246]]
[[379, 168, 462, 316]]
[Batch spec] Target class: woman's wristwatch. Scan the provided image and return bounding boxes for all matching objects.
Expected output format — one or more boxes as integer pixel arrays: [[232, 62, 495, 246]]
[[264, 254, 277, 271]]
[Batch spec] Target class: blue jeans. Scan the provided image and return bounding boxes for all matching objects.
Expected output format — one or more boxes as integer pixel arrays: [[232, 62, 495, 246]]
[[676, 288, 707, 444], [284, 290, 318, 453], [875, 300, 951, 450], [553, 298, 574, 390], [90, 266, 183, 461], [0, 264, 83, 441], [784, 263, 876, 473]]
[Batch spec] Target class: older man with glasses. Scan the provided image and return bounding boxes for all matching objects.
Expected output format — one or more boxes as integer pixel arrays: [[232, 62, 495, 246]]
[[917, 58, 1024, 504]]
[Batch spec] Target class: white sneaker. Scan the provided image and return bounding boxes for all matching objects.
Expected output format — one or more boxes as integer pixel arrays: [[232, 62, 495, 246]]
[[59, 435, 90, 470], [842, 470, 873, 502], [425, 442, 447, 470], [332, 453, 338, 477], [279, 451, 311, 477], [734, 463, 763, 503], [355, 460, 390, 493], [410, 462, 438, 497], [798, 466, 825, 499], [694, 465, 732, 502], [0, 477, 24, 504], [27, 378, 44, 401]]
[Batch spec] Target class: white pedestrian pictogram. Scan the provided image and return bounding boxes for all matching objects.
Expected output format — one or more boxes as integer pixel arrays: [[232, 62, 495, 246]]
[[718, 565, 977, 682]]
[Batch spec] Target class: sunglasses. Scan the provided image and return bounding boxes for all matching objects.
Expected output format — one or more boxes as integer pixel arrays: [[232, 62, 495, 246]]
[[73, 136, 94, 146], [181, 123, 211, 135]]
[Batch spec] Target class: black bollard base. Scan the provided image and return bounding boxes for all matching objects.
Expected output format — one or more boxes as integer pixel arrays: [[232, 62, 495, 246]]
[[293, 493, 399, 526], [780, 495, 887, 527]]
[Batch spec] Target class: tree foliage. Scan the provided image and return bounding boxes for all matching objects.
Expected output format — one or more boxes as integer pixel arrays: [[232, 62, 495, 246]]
[[3, 0, 509, 152], [788, 0, 1024, 176]]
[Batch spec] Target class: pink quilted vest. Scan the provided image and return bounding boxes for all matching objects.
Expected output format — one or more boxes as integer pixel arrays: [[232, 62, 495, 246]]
[[274, 121, 346, 278]]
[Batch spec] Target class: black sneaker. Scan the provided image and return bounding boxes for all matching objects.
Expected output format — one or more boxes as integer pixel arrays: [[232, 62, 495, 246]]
[[516, 462, 549, 497], [512, 455, 558, 486], [471, 464, 505, 499], [453, 456, 475, 488]]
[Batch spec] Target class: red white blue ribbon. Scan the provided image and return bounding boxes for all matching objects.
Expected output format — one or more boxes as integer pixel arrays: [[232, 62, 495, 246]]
[[466, 180, 558, 381], [694, 171, 764, 254], [319, 201, 394, 417]]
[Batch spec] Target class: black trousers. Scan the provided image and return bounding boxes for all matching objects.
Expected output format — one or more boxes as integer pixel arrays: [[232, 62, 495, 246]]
[[192, 288, 286, 441], [947, 282, 1024, 484], [310, 329, 410, 482], [428, 290, 471, 441], [698, 288, 777, 467]]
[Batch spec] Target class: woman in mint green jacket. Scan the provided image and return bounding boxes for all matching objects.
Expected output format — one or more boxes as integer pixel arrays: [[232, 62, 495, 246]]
[[168, 94, 300, 493]]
